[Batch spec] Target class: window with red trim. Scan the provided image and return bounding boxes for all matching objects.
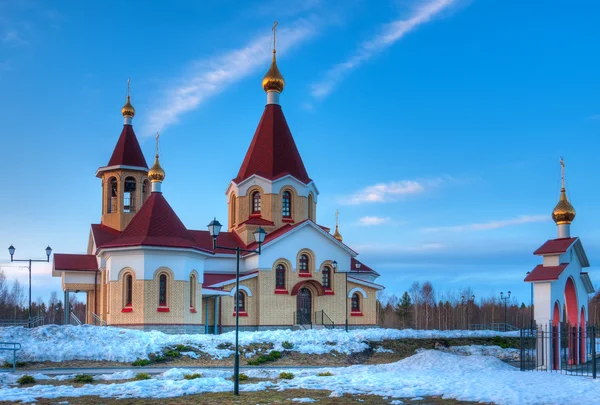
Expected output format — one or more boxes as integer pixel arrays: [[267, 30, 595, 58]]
[[299, 254, 309, 274], [125, 274, 133, 307], [282, 191, 292, 218], [322, 266, 331, 288], [159, 274, 167, 306], [276, 264, 286, 289], [234, 291, 246, 312], [351, 293, 360, 312], [252, 191, 261, 214]]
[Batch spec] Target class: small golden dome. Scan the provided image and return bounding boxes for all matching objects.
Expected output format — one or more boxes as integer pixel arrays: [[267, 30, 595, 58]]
[[148, 154, 165, 182], [122, 96, 135, 118], [552, 188, 576, 225], [262, 51, 285, 93], [333, 225, 343, 242]]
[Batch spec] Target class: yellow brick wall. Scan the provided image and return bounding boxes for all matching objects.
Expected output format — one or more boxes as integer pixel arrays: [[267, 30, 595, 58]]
[[101, 169, 150, 231], [219, 277, 258, 327]]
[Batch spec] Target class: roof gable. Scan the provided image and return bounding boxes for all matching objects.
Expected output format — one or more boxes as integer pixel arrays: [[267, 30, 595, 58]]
[[524, 264, 569, 282], [234, 104, 311, 185], [533, 237, 577, 255], [106, 125, 148, 169], [54, 254, 98, 271]]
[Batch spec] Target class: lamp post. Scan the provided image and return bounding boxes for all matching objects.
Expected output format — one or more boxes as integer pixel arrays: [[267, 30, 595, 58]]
[[526, 272, 533, 331], [344, 261, 360, 332], [207, 219, 265, 397], [461, 295, 475, 329], [8, 245, 52, 328], [500, 291, 511, 332]]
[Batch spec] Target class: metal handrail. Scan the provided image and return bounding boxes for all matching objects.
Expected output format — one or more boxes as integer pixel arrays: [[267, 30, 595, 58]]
[[0, 342, 22, 371], [70, 312, 82, 326], [314, 310, 334, 329], [91, 313, 106, 326]]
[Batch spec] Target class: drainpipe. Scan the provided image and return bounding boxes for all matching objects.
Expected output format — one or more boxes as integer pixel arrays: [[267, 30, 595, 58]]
[[205, 298, 209, 334], [94, 270, 98, 325]]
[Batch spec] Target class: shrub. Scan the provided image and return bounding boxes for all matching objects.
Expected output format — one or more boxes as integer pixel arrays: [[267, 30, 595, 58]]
[[267, 350, 281, 360], [134, 373, 151, 380], [74, 374, 94, 383], [164, 349, 181, 358], [17, 375, 36, 385], [491, 336, 512, 349], [318, 371, 333, 377], [239, 373, 249, 381], [3, 361, 26, 368], [154, 355, 167, 363], [216, 342, 234, 350], [279, 372, 294, 380], [132, 358, 151, 367], [282, 341, 294, 350], [175, 344, 192, 352], [183, 373, 202, 380]]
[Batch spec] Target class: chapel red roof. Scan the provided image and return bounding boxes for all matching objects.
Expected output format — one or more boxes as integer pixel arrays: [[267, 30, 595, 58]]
[[54, 254, 98, 271], [533, 237, 577, 255], [350, 258, 380, 276], [233, 104, 311, 185], [524, 264, 569, 282], [98, 193, 205, 251], [105, 125, 148, 169], [236, 217, 275, 227], [91, 224, 121, 247]]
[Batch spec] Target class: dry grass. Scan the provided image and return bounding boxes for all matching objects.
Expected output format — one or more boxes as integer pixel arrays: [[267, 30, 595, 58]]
[[0, 389, 495, 404]]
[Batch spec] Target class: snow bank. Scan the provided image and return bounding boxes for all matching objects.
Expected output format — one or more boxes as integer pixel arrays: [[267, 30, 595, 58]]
[[0, 350, 597, 404], [0, 324, 517, 363]]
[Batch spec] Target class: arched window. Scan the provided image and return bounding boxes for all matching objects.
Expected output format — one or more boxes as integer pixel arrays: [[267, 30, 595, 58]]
[[235, 291, 246, 313], [252, 191, 261, 214], [351, 293, 360, 312], [142, 179, 151, 203], [276, 264, 286, 289], [124, 274, 133, 307], [231, 195, 237, 225], [124, 177, 136, 213], [308, 194, 314, 221], [108, 177, 117, 213], [189, 274, 196, 309], [282, 191, 292, 218], [322, 266, 331, 288], [159, 274, 167, 307], [299, 254, 309, 274]]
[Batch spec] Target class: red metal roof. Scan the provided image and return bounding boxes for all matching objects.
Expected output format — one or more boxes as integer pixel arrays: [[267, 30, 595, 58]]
[[188, 230, 246, 255], [91, 224, 121, 247], [533, 237, 577, 255], [237, 217, 275, 227], [98, 193, 204, 251], [525, 264, 569, 282], [54, 254, 98, 271], [203, 273, 235, 287], [106, 125, 148, 169], [233, 104, 311, 185], [350, 258, 380, 276]]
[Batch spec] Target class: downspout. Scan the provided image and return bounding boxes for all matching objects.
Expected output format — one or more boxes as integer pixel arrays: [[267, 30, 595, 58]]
[[94, 270, 98, 325]]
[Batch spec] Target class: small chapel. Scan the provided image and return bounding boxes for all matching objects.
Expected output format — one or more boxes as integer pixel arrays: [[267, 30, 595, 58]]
[[51, 29, 384, 333]]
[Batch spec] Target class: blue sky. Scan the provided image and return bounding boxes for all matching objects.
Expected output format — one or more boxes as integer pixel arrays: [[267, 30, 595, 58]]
[[0, 0, 599, 305]]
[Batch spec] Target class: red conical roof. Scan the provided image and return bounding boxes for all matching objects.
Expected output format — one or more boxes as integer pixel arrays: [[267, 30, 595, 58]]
[[234, 104, 311, 184], [99, 193, 200, 250], [107, 125, 148, 169]]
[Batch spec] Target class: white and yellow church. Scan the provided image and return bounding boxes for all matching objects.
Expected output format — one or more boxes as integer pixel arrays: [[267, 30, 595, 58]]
[[52, 37, 384, 333]]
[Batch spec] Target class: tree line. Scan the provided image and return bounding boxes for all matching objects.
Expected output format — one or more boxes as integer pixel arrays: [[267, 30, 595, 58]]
[[0, 269, 86, 325], [377, 281, 535, 330]]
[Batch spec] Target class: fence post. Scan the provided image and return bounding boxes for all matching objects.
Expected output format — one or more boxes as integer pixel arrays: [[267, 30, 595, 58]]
[[519, 328, 524, 371], [592, 326, 597, 379]]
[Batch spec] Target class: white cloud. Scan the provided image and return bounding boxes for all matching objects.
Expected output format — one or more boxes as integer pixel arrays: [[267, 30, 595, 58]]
[[2, 30, 28, 46], [358, 216, 391, 226], [355, 242, 446, 254], [344, 178, 448, 205], [144, 18, 320, 136], [311, 0, 458, 99], [421, 215, 550, 233]]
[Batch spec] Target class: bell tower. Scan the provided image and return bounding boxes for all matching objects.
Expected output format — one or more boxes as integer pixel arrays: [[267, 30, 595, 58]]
[[96, 80, 150, 231]]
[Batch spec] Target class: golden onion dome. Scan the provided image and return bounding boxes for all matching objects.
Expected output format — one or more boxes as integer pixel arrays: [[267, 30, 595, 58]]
[[552, 188, 576, 225], [122, 96, 135, 118], [262, 51, 285, 93], [148, 154, 165, 182], [333, 224, 343, 242]]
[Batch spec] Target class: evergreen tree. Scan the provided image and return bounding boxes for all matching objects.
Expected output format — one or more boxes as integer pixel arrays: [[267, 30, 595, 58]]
[[395, 291, 413, 328]]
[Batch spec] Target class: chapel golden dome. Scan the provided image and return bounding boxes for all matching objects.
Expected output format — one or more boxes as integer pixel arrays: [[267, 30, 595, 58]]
[[333, 209, 343, 242], [552, 188, 576, 225], [148, 154, 165, 182], [122, 96, 135, 118], [262, 50, 285, 93]]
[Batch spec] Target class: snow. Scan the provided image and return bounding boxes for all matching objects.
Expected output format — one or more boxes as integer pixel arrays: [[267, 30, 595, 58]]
[[2, 350, 597, 404], [291, 398, 317, 403], [0, 324, 518, 363]]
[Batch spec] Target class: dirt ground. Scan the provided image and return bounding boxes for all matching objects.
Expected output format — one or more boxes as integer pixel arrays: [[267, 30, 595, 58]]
[[0, 389, 495, 405], [14, 337, 519, 370]]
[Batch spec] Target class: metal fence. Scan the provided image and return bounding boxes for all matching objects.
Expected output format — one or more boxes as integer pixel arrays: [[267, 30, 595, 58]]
[[520, 324, 597, 378]]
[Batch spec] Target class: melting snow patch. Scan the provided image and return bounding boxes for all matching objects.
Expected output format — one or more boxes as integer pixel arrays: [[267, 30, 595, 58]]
[[291, 398, 316, 403], [375, 346, 393, 353], [390, 401, 404, 404]]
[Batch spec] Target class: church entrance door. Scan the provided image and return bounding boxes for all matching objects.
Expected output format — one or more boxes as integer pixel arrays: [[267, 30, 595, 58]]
[[297, 288, 312, 325]]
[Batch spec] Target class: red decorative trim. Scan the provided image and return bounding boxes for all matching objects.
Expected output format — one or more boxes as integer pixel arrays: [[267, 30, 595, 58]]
[[274, 289, 289, 295], [157, 307, 170, 312], [250, 213, 261, 218], [190, 308, 197, 313], [282, 218, 295, 223], [233, 311, 248, 317], [351, 311, 363, 317], [121, 307, 133, 313], [298, 273, 312, 278], [324, 290, 335, 295]]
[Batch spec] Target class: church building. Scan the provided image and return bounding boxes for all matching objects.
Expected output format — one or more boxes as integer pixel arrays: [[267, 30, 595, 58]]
[[52, 33, 384, 333]]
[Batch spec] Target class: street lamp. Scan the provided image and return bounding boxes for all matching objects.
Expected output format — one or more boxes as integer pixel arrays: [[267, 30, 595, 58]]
[[500, 291, 511, 332], [8, 245, 52, 328], [526, 272, 533, 331], [344, 261, 360, 332], [461, 295, 475, 329], [207, 218, 266, 397]]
